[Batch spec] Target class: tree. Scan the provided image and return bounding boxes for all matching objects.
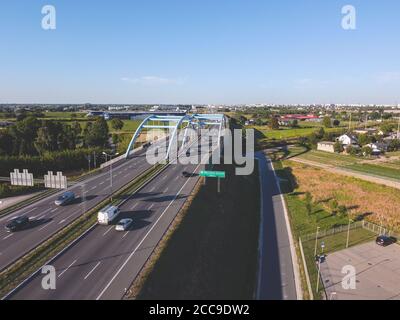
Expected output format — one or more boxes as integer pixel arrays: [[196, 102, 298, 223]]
[[83, 117, 109, 148], [10, 116, 40, 155], [345, 145, 358, 156], [334, 141, 344, 153], [358, 134, 371, 146], [361, 145, 373, 157], [380, 123, 395, 135], [337, 205, 348, 217], [323, 116, 332, 128], [291, 119, 299, 128], [332, 119, 340, 127], [304, 192, 313, 216], [329, 199, 339, 215], [110, 118, 124, 131], [387, 139, 400, 152], [0, 130, 13, 156], [270, 117, 279, 130]]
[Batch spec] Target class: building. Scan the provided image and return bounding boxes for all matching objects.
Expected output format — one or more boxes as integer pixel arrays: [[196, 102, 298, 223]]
[[354, 128, 378, 135], [337, 134, 359, 146], [317, 141, 335, 153], [86, 110, 187, 120]]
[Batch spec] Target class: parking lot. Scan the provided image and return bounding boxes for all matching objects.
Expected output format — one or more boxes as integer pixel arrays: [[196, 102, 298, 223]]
[[320, 241, 400, 300]]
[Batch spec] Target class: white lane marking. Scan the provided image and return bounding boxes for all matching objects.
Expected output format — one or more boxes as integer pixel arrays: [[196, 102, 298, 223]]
[[103, 226, 113, 236], [174, 176, 179, 181], [39, 221, 54, 231], [163, 187, 169, 193], [2, 233, 14, 240], [99, 182, 105, 185], [96, 154, 206, 300], [58, 219, 66, 225], [58, 259, 77, 278], [148, 203, 154, 210], [162, 175, 167, 180], [149, 186, 155, 192], [122, 231, 129, 239], [23, 207, 38, 215], [50, 208, 58, 213], [131, 203, 138, 210], [84, 262, 101, 280]]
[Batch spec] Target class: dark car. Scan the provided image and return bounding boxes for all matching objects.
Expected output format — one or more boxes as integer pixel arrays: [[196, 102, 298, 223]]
[[376, 235, 397, 247], [186, 150, 191, 157], [5, 216, 30, 232], [182, 171, 191, 178]]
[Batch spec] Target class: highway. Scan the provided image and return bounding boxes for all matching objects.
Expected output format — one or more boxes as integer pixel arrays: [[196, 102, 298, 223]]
[[256, 151, 299, 300], [0, 147, 157, 272], [7, 135, 216, 300]]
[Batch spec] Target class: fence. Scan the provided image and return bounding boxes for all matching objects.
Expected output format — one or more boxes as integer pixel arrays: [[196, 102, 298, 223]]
[[361, 220, 400, 239], [301, 221, 364, 242]]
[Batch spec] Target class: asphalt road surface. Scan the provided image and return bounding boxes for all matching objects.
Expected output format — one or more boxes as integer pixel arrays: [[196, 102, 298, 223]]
[[256, 151, 297, 300], [8, 135, 216, 300], [0, 146, 162, 272]]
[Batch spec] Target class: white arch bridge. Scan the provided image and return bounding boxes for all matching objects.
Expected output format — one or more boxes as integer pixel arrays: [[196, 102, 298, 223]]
[[124, 113, 226, 159]]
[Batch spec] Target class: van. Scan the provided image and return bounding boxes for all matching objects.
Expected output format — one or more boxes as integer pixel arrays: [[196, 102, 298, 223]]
[[97, 205, 120, 225], [55, 191, 76, 206]]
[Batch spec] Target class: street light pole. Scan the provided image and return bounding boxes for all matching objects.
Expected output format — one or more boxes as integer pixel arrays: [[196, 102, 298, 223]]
[[346, 219, 352, 248], [103, 151, 119, 203], [314, 226, 320, 257]]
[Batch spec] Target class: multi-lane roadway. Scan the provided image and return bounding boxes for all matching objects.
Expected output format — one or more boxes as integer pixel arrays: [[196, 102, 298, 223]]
[[0, 148, 156, 272], [7, 135, 216, 300]]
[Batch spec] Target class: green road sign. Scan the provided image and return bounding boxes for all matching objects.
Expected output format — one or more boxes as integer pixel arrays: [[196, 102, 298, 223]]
[[200, 171, 226, 178]]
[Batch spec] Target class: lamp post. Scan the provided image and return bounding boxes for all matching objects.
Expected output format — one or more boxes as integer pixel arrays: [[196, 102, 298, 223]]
[[314, 226, 320, 257], [103, 152, 119, 202], [346, 219, 353, 248]]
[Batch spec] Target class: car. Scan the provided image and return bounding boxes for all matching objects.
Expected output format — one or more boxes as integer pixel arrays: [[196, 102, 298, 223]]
[[186, 150, 191, 157], [55, 191, 75, 206], [376, 235, 397, 247], [182, 171, 191, 178], [142, 142, 152, 149], [115, 218, 133, 231], [5, 216, 30, 232]]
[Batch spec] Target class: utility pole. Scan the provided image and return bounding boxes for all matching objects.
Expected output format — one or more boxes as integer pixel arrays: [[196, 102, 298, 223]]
[[348, 112, 352, 132]]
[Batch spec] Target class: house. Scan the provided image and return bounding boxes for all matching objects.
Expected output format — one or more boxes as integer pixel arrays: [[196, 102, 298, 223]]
[[317, 141, 335, 153], [337, 134, 359, 146]]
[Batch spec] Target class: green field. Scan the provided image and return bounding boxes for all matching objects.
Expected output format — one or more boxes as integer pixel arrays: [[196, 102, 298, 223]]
[[138, 163, 260, 299]]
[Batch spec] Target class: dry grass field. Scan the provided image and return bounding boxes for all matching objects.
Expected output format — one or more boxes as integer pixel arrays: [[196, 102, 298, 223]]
[[284, 160, 400, 231]]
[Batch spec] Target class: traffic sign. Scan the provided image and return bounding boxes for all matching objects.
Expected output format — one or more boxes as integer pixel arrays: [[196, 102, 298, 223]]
[[200, 171, 226, 179]]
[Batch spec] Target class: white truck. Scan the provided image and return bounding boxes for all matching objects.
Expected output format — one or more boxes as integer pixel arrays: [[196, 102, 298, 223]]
[[97, 205, 120, 225]]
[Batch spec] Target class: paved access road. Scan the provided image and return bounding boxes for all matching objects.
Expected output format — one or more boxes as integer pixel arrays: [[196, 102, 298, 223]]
[[8, 135, 215, 300], [256, 151, 298, 300], [0, 147, 157, 272]]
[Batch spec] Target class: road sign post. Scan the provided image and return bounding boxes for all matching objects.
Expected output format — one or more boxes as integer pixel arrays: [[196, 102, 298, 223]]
[[200, 171, 225, 193]]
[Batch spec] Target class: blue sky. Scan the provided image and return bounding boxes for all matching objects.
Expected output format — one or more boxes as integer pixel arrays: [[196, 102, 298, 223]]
[[1, 0, 400, 104]]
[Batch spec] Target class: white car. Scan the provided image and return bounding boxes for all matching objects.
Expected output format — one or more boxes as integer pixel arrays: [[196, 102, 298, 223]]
[[115, 218, 133, 231]]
